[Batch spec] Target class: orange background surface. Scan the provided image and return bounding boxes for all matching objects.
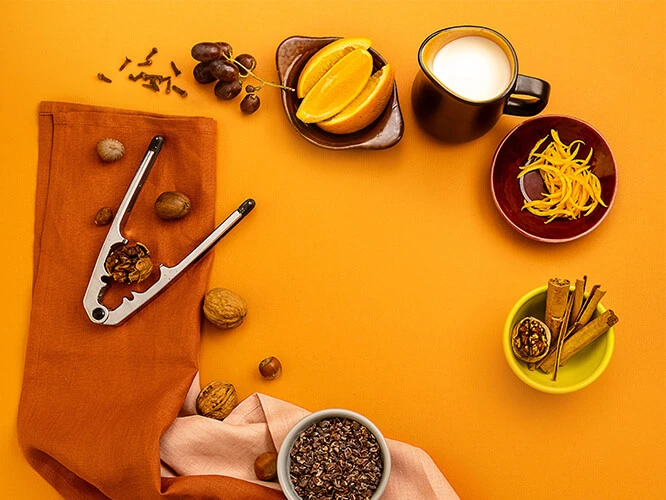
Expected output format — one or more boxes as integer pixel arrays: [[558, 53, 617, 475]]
[[1, 1, 665, 498]]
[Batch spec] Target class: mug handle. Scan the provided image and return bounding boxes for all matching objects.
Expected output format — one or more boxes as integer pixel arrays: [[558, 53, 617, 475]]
[[504, 75, 551, 117]]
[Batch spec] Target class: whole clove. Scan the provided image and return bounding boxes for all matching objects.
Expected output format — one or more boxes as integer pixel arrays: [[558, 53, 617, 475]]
[[172, 85, 188, 97], [166, 78, 172, 94], [119, 57, 132, 71], [137, 59, 153, 67], [97, 73, 112, 83], [128, 72, 145, 81], [142, 81, 160, 92], [145, 47, 158, 60], [170, 61, 182, 77]]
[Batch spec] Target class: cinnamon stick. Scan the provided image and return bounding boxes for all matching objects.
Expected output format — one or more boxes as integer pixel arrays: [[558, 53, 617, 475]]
[[552, 293, 575, 381], [568, 277, 586, 330], [538, 309, 619, 374], [572, 285, 606, 333], [545, 278, 570, 345]]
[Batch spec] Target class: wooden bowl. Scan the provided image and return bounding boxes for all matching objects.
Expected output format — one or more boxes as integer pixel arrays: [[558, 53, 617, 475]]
[[275, 36, 404, 150]]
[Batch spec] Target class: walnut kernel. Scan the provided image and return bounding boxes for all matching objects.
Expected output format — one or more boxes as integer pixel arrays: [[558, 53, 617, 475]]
[[104, 242, 153, 284]]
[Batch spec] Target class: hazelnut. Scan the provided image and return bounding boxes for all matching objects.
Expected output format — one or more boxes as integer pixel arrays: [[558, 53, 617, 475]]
[[254, 451, 278, 481], [94, 206, 114, 226], [259, 357, 282, 380], [96, 138, 125, 162], [155, 191, 191, 220], [196, 380, 238, 420], [203, 288, 247, 329]]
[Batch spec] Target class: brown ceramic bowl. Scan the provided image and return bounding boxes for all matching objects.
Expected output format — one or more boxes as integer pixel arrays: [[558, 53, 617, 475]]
[[491, 115, 617, 243], [275, 36, 404, 150]]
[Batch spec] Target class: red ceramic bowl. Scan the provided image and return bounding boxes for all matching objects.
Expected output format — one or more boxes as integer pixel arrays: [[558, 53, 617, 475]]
[[491, 115, 617, 243]]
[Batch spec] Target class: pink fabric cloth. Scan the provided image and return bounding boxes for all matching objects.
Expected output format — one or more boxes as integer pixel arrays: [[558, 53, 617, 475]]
[[160, 373, 460, 499]]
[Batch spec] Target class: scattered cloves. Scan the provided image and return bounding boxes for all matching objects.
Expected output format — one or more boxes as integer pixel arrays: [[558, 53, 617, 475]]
[[171, 61, 182, 77], [137, 59, 153, 67], [97, 73, 112, 83]]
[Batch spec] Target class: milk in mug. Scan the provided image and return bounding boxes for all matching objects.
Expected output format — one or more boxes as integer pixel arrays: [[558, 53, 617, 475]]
[[431, 36, 512, 102]]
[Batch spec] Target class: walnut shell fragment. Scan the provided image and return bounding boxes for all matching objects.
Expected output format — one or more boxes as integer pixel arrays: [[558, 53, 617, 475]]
[[196, 380, 238, 420], [104, 242, 153, 284], [203, 288, 247, 329], [511, 316, 552, 363]]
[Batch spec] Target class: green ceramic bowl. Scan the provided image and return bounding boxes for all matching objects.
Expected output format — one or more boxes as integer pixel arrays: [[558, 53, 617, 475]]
[[503, 285, 615, 394]]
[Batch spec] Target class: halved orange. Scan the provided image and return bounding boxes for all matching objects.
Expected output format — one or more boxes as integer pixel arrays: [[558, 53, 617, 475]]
[[295, 49, 374, 124], [296, 37, 372, 98], [317, 64, 395, 134]]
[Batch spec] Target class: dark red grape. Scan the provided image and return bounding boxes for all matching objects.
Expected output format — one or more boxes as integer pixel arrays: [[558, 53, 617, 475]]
[[216, 42, 233, 59], [191, 42, 222, 62], [214, 79, 242, 100], [234, 54, 256, 76], [193, 61, 216, 84], [240, 94, 260, 114], [209, 60, 240, 82]]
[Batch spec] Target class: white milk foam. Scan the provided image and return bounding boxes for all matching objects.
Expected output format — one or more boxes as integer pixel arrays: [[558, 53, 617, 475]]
[[431, 36, 512, 102]]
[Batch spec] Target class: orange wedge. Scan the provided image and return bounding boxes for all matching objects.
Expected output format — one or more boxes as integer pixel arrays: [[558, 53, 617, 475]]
[[295, 49, 374, 124], [317, 64, 395, 134], [297, 37, 372, 98]]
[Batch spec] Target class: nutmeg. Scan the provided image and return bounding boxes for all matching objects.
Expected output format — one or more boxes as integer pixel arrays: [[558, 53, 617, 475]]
[[259, 357, 282, 380], [96, 138, 125, 162], [94, 206, 114, 226], [203, 288, 247, 329], [155, 191, 191, 220], [254, 451, 278, 481], [196, 380, 238, 420]]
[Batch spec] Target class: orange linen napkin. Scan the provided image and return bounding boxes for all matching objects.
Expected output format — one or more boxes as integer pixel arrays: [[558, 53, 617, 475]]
[[161, 374, 461, 499], [18, 101, 281, 499], [19, 101, 459, 500]]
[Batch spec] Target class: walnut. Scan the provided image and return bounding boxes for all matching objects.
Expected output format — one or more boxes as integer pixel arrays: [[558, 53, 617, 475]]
[[104, 242, 153, 284], [196, 380, 238, 420], [155, 191, 191, 220], [511, 316, 551, 363], [203, 288, 247, 329], [96, 138, 125, 162]]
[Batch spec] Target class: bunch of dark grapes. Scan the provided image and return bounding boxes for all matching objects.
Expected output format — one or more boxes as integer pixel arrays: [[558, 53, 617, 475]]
[[191, 42, 291, 114]]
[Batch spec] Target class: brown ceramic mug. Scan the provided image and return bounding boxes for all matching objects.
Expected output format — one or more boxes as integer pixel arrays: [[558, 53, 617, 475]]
[[411, 26, 550, 143]]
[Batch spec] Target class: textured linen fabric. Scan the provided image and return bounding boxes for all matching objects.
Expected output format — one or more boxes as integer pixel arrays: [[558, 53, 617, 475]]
[[161, 376, 460, 499], [18, 101, 281, 499], [18, 101, 459, 500]]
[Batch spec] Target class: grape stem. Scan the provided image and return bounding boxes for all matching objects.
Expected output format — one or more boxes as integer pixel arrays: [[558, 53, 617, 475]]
[[224, 54, 294, 92]]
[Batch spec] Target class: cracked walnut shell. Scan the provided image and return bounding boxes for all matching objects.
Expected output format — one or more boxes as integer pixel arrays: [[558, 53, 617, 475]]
[[203, 288, 247, 329], [196, 380, 238, 420]]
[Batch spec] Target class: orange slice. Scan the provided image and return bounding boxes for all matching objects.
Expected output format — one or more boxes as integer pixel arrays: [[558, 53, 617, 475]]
[[317, 64, 395, 134], [297, 37, 372, 98], [295, 49, 374, 124]]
